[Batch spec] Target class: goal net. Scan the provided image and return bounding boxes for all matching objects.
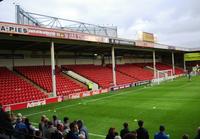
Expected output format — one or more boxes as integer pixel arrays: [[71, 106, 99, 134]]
[[156, 69, 173, 84]]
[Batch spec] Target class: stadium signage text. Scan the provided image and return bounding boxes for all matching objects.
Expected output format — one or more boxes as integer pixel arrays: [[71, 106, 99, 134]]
[[27, 100, 46, 108], [0, 22, 109, 43], [0, 25, 28, 34]]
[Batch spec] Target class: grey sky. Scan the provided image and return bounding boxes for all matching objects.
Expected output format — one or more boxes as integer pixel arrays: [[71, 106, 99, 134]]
[[0, 0, 200, 48]]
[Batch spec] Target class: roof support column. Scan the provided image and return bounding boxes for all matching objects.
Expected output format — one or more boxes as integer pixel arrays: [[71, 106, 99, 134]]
[[172, 52, 175, 75], [153, 50, 156, 79], [112, 46, 116, 86], [51, 41, 57, 97]]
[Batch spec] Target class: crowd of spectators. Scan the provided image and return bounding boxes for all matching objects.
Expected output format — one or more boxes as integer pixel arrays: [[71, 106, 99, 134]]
[[0, 106, 89, 139], [1, 105, 200, 139], [106, 120, 200, 139]]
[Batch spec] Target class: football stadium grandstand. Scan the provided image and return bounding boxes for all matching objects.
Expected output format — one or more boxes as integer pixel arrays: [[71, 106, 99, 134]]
[[0, 5, 200, 139]]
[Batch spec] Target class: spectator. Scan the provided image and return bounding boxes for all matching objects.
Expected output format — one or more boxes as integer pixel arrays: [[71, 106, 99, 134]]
[[77, 120, 89, 139], [51, 123, 64, 139], [0, 106, 14, 136], [182, 134, 189, 139], [52, 115, 59, 127], [24, 118, 35, 137], [47, 121, 57, 139], [63, 117, 70, 130], [194, 127, 200, 139], [123, 132, 137, 139], [120, 122, 130, 138], [136, 120, 149, 139], [115, 132, 121, 139], [154, 125, 169, 139], [43, 117, 49, 138], [106, 127, 116, 139], [65, 122, 79, 139], [38, 115, 46, 136], [15, 116, 28, 134]]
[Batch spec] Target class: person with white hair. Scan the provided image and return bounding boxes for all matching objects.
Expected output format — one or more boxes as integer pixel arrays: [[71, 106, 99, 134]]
[[194, 127, 200, 139]]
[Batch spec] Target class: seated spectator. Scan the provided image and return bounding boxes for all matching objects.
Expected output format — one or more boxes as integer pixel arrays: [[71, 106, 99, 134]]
[[120, 122, 130, 138], [77, 120, 89, 139], [182, 134, 189, 139], [154, 125, 169, 139], [194, 127, 200, 139], [106, 127, 116, 139], [136, 120, 149, 139], [65, 122, 79, 139]]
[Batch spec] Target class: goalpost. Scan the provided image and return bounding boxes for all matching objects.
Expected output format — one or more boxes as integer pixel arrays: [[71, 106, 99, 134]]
[[156, 69, 174, 84]]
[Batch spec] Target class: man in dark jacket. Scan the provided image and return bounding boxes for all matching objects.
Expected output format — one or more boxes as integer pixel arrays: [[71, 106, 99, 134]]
[[120, 122, 130, 138], [136, 120, 149, 139], [66, 122, 79, 139]]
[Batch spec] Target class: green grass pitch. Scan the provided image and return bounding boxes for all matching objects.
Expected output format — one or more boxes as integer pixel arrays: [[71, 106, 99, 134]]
[[16, 76, 200, 139]]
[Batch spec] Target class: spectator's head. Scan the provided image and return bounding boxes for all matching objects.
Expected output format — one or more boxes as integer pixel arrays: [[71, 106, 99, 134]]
[[123, 133, 137, 139], [182, 134, 189, 139], [123, 122, 128, 129], [41, 115, 46, 122], [115, 135, 122, 139], [77, 120, 83, 129], [17, 113, 22, 119], [115, 132, 119, 136], [197, 127, 200, 135], [108, 127, 116, 136], [22, 116, 26, 122], [44, 117, 49, 124], [47, 121, 53, 128], [53, 115, 57, 121], [159, 125, 165, 132], [64, 117, 69, 123], [57, 123, 64, 131], [25, 118, 30, 125], [138, 120, 144, 127], [35, 130, 41, 137], [69, 122, 78, 133]]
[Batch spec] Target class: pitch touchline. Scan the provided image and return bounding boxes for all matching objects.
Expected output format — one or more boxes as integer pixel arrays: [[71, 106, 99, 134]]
[[24, 86, 148, 117]]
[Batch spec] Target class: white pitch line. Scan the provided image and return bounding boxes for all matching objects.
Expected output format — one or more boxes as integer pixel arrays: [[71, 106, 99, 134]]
[[25, 110, 51, 117], [89, 133, 105, 138], [24, 86, 148, 117]]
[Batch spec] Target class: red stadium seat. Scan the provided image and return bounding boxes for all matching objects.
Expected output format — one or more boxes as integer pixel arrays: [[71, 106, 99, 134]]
[[0, 67, 47, 105], [14, 66, 87, 96]]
